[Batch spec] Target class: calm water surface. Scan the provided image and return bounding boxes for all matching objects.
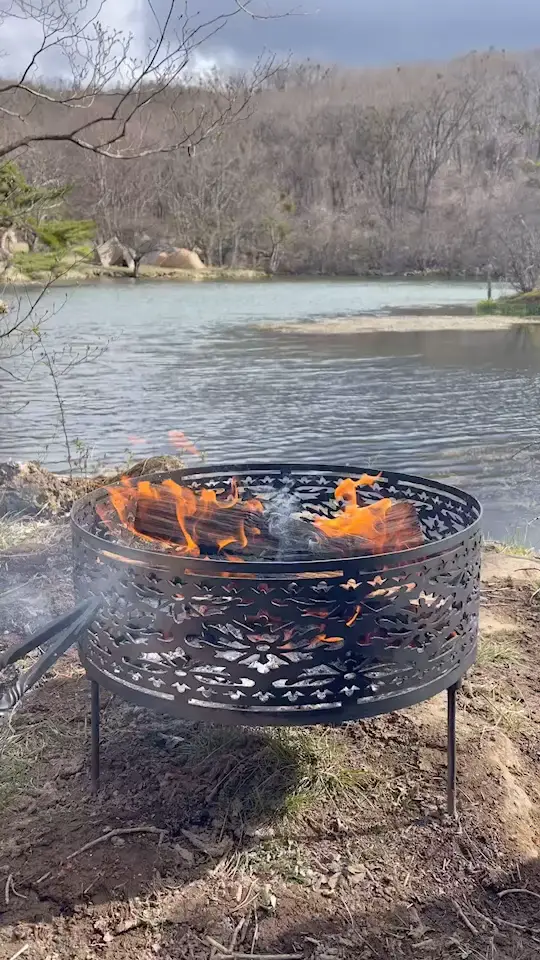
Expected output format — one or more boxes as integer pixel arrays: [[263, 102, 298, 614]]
[[2, 278, 539, 544]]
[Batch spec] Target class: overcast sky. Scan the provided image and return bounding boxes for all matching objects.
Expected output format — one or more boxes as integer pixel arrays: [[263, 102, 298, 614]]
[[3, 0, 540, 77], [160, 0, 540, 68]]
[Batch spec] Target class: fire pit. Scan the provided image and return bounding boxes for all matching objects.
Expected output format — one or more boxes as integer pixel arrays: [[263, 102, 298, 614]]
[[0, 462, 481, 815], [66, 462, 482, 815]]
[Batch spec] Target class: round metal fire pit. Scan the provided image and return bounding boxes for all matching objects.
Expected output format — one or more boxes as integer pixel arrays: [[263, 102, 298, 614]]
[[71, 463, 482, 731]]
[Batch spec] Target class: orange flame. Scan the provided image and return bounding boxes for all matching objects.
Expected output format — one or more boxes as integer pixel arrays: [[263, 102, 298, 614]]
[[98, 469, 423, 560], [314, 474, 422, 554], [97, 476, 264, 558]]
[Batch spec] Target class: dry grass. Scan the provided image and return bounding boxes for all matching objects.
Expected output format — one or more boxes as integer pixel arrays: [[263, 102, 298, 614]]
[[477, 630, 524, 668], [0, 725, 47, 806], [471, 624, 531, 734], [4, 262, 268, 285], [0, 672, 88, 807], [0, 515, 55, 552], [464, 674, 530, 735]]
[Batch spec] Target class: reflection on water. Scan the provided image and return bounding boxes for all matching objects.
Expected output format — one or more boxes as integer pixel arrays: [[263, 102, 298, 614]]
[[1, 279, 539, 545]]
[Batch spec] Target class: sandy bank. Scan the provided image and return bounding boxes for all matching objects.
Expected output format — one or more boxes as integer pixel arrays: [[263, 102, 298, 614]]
[[265, 314, 527, 334]]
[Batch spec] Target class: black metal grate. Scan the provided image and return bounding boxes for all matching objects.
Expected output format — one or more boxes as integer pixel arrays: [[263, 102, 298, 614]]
[[71, 464, 481, 726]]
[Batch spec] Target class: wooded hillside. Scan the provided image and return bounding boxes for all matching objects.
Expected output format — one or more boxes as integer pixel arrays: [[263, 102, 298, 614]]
[[5, 51, 540, 278]]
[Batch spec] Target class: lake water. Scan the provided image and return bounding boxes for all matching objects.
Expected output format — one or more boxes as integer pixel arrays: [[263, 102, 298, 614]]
[[2, 278, 540, 545]]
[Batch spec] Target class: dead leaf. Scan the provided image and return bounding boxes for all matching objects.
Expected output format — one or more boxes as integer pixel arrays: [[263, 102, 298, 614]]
[[180, 829, 232, 858], [115, 918, 140, 934], [174, 844, 195, 865]]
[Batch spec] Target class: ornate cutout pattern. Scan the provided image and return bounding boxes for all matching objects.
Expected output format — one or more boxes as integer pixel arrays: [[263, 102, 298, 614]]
[[72, 466, 481, 722]]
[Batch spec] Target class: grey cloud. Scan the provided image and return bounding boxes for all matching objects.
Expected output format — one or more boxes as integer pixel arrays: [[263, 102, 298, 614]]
[[152, 0, 540, 66]]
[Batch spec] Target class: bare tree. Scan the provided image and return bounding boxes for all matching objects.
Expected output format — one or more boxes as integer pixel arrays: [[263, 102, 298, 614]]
[[0, 0, 278, 163], [7, 45, 540, 283]]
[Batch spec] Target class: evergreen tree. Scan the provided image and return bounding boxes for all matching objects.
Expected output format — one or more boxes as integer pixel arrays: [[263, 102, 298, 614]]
[[0, 162, 95, 262], [0, 162, 68, 231]]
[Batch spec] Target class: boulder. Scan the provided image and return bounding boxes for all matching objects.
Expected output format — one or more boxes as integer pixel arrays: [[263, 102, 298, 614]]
[[140, 250, 166, 266], [157, 248, 206, 270], [0, 228, 29, 256], [94, 237, 135, 271]]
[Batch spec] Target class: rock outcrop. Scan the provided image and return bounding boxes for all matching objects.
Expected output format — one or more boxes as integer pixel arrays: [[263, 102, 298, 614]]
[[156, 248, 206, 270], [94, 237, 135, 271], [0, 228, 29, 256]]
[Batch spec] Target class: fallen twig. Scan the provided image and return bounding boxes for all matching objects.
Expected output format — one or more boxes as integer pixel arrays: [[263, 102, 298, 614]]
[[206, 938, 302, 960], [0, 576, 39, 603], [65, 825, 166, 862], [9, 877, 27, 900], [8, 945, 29, 960], [4, 873, 11, 905], [451, 899, 479, 936], [474, 906, 540, 935], [498, 888, 540, 903]]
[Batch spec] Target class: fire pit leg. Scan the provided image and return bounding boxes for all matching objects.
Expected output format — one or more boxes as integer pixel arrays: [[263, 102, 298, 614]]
[[447, 681, 460, 818], [90, 680, 100, 794]]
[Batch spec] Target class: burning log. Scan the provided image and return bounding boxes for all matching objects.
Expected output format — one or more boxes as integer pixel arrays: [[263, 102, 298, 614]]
[[304, 501, 424, 557], [97, 474, 425, 560], [133, 488, 277, 556]]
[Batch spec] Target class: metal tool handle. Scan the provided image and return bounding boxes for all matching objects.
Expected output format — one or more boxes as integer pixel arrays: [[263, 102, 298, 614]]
[[0, 597, 101, 716]]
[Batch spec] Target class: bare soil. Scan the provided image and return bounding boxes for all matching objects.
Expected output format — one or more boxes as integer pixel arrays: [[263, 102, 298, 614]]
[[1, 534, 540, 960]]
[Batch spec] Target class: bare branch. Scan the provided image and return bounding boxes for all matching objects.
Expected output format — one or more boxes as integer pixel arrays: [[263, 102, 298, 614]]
[[0, 0, 284, 161]]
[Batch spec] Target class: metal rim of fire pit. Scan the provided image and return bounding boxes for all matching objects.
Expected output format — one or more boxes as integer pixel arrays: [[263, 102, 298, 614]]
[[71, 462, 482, 816], [72, 461, 482, 572]]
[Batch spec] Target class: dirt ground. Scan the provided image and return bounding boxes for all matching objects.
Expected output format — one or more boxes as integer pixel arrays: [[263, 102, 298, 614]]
[[1, 531, 540, 960]]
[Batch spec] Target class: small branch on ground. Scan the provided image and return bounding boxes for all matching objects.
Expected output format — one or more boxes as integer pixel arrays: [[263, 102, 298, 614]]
[[451, 899, 479, 936], [498, 888, 540, 902], [65, 825, 166, 862], [8, 946, 29, 960], [206, 940, 303, 960]]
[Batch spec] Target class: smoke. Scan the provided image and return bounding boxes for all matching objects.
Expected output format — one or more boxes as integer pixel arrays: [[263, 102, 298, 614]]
[[264, 490, 323, 561], [0, 523, 73, 641]]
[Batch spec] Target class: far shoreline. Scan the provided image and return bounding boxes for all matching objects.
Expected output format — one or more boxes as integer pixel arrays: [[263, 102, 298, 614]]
[[1, 263, 508, 289]]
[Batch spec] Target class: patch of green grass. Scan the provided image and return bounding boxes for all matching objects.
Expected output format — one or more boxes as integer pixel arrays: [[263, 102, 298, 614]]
[[476, 299, 497, 315], [277, 727, 376, 815], [477, 290, 540, 317], [12, 250, 62, 276], [174, 725, 375, 823], [72, 243, 93, 257], [490, 539, 535, 558]]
